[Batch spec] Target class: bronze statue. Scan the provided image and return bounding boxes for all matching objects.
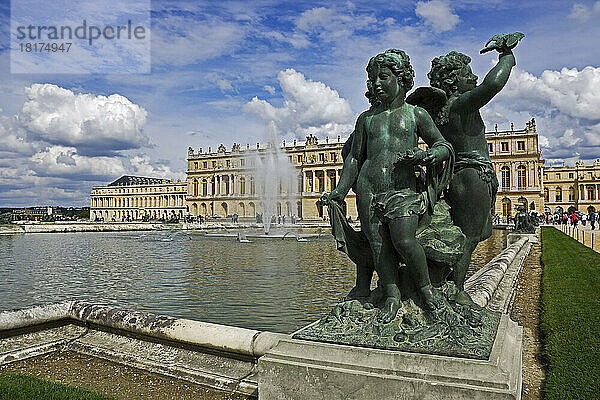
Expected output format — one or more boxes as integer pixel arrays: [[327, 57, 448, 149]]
[[322, 49, 453, 323], [514, 204, 538, 233], [407, 32, 524, 304], [296, 36, 524, 357]]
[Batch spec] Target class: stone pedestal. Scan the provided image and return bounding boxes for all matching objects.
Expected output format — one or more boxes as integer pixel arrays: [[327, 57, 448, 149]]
[[258, 314, 522, 400]]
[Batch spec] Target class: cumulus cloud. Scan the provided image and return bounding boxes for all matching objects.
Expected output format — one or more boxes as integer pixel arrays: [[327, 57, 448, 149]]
[[486, 66, 600, 161], [30, 146, 126, 179], [19, 84, 149, 156], [245, 69, 354, 139], [0, 84, 181, 206], [264, 85, 276, 94], [502, 67, 600, 120], [568, 2, 600, 23], [415, 0, 460, 33]]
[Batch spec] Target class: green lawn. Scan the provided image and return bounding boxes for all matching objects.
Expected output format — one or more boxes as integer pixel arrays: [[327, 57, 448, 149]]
[[541, 227, 600, 399], [0, 373, 114, 400]]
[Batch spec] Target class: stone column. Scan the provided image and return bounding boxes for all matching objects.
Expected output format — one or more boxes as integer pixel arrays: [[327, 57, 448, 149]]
[[311, 170, 315, 192]]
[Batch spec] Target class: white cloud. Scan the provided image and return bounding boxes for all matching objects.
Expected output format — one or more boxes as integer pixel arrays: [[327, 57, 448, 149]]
[[245, 69, 354, 140], [264, 85, 276, 94], [128, 154, 176, 179], [19, 84, 149, 155], [30, 146, 126, 178], [216, 79, 234, 92], [568, 2, 600, 23], [415, 0, 460, 33], [503, 67, 600, 120], [152, 15, 244, 65]]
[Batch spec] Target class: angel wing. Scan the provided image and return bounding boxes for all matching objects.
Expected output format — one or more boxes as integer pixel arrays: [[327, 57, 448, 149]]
[[406, 86, 448, 125]]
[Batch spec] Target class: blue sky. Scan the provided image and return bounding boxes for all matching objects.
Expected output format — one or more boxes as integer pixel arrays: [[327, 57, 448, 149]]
[[1, 0, 600, 206]]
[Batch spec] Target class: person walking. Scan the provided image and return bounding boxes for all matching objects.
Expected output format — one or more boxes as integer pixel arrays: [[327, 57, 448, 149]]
[[591, 212, 597, 230]]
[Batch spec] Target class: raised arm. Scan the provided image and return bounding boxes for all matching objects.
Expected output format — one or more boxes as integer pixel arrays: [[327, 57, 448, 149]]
[[453, 51, 515, 112], [453, 32, 523, 112]]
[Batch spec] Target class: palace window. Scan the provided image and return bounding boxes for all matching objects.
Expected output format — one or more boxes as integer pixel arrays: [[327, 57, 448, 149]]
[[319, 153, 325, 162], [202, 180, 207, 196], [555, 187, 562, 202], [488, 143, 493, 153], [250, 177, 255, 195], [193, 179, 198, 197], [517, 141, 525, 151], [194, 162, 198, 169], [240, 177, 246, 195], [330, 152, 337, 162], [569, 172, 573, 178], [517, 165, 526, 189], [226, 160, 231, 168], [203, 161, 207, 169], [501, 142, 509, 152], [502, 198, 512, 217], [556, 173, 561, 179], [501, 166, 511, 189], [297, 154, 303, 163], [587, 185, 596, 201], [240, 159, 245, 167], [212, 161, 216, 168], [569, 186, 575, 201], [544, 187, 549, 202]]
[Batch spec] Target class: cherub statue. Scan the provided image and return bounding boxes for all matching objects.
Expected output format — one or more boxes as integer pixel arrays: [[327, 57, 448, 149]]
[[407, 32, 524, 304], [322, 49, 453, 323]]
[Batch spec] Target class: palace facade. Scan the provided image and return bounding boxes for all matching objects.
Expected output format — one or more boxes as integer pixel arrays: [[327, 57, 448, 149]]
[[185, 136, 355, 220], [485, 120, 544, 216], [90, 175, 186, 221], [185, 119, 546, 220], [89, 119, 600, 221], [543, 160, 600, 214]]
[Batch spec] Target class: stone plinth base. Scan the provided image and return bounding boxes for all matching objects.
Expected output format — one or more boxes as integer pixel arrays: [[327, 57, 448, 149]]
[[258, 314, 522, 400], [507, 232, 538, 246]]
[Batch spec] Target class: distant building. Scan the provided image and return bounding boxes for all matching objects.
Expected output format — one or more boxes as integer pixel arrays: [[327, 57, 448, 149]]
[[89, 120, 600, 222], [543, 159, 600, 214], [185, 137, 354, 220], [486, 119, 544, 217], [11, 206, 53, 221], [90, 175, 186, 221], [186, 120, 548, 220]]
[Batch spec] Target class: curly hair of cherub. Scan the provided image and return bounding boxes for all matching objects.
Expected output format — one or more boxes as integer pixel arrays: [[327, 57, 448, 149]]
[[367, 49, 415, 92], [427, 51, 472, 96]]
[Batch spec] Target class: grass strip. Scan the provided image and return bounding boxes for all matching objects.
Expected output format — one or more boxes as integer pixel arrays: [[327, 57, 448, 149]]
[[0, 373, 114, 400], [541, 227, 600, 399]]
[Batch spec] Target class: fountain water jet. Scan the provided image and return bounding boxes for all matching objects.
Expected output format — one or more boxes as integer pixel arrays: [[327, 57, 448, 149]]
[[253, 121, 298, 234]]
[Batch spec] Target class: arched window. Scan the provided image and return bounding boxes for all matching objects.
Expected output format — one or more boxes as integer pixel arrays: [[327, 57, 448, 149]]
[[250, 177, 255, 195], [193, 179, 198, 197], [501, 166, 511, 189], [240, 177, 246, 195], [587, 185, 596, 200], [555, 187, 562, 202], [569, 186, 575, 201], [544, 187, 549, 202], [202, 179, 207, 196], [517, 165, 526, 189]]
